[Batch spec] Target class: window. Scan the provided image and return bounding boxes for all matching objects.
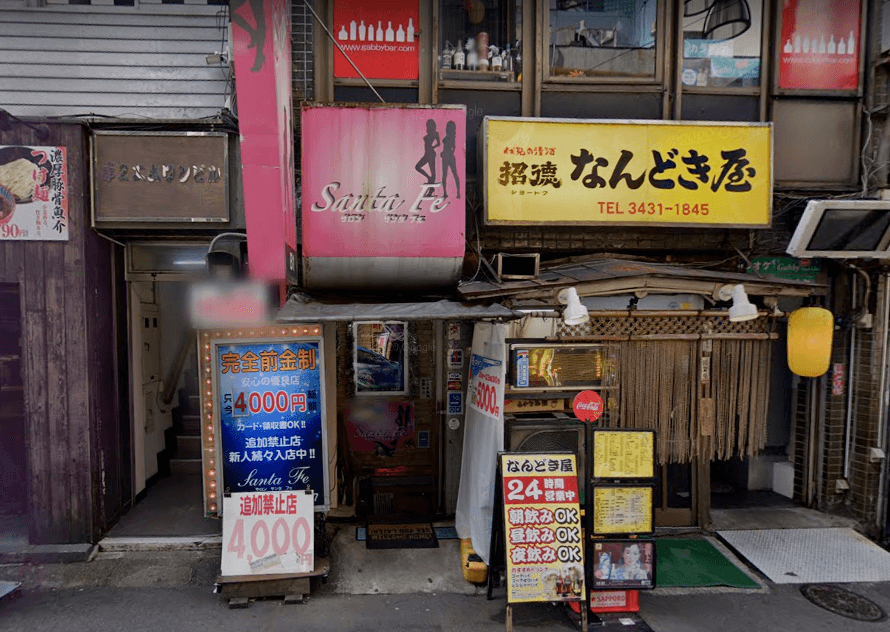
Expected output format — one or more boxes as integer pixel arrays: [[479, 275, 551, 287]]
[[353, 322, 407, 395], [547, 0, 659, 79], [439, 0, 523, 83], [681, 0, 762, 88]]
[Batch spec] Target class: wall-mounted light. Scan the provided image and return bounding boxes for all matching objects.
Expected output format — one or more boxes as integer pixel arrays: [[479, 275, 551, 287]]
[[558, 287, 590, 326], [717, 284, 759, 322], [684, 0, 715, 17], [703, 0, 752, 41]]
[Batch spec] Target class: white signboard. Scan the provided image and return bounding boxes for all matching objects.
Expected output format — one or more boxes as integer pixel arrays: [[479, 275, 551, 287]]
[[468, 353, 505, 421], [222, 490, 314, 577], [0, 145, 69, 241]]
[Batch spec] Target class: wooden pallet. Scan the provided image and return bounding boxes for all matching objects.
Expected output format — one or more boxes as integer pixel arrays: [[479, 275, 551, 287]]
[[216, 558, 330, 609]]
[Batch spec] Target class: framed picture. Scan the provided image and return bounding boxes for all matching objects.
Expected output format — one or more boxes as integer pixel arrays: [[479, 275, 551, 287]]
[[590, 539, 656, 591], [591, 485, 655, 535]]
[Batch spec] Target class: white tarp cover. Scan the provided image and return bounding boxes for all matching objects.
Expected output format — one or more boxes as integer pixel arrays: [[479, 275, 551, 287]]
[[455, 321, 507, 565], [276, 293, 519, 322]]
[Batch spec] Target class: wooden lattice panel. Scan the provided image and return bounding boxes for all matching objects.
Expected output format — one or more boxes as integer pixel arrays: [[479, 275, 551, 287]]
[[557, 313, 772, 339]]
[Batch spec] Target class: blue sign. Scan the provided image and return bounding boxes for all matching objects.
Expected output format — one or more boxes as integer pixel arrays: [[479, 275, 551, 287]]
[[216, 340, 327, 509], [448, 391, 463, 414], [515, 349, 529, 388]]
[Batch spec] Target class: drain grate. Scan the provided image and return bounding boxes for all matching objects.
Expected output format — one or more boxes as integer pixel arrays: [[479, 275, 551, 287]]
[[800, 584, 887, 622]]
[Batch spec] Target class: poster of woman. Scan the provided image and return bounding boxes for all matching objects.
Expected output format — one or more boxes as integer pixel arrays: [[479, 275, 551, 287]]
[[591, 540, 656, 590]]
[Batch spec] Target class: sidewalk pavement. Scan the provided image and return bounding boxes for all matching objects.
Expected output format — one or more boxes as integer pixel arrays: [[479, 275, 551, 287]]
[[2, 531, 890, 632]]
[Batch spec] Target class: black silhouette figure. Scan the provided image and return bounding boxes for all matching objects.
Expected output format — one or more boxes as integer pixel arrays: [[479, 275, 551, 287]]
[[415, 119, 440, 184], [441, 120, 460, 199], [231, 0, 267, 72]]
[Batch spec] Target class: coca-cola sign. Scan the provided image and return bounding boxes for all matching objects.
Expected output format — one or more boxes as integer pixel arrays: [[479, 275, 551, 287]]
[[573, 390, 603, 422]]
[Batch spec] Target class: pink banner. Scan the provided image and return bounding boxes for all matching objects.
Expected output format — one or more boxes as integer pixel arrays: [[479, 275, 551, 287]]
[[301, 106, 465, 258], [779, 0, 861, 90], [231, 0, 297, 283]]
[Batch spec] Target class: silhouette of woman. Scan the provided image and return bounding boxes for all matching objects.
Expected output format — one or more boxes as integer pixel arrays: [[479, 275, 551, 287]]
[[415, 119, 440, 184], [231, 0, 267, 72], [440, 120, 460, 199]]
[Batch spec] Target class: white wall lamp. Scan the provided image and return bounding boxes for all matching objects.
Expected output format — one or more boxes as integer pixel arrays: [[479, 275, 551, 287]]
[[717, 284, 759, 322], [558, 287, 590, 326]]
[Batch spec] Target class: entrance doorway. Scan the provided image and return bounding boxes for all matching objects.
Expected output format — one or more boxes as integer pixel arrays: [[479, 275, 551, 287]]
[[0, 283, 27, 547]]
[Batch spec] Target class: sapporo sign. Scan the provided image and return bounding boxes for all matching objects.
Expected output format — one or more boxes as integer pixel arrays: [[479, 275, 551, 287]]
[[92, 132, 228, 224], [501, 453, 585, 604], [483, 117, 772, 227]]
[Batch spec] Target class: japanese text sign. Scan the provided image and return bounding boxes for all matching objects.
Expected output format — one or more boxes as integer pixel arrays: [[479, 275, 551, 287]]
[[483, 118, 771, 227], [592, 430, 655, 479], [0, 145, 68, 241], [592, 486, 654, 535], [92, 133, 228, 224], [468, 353, 504, 421], [501, 453, 585, 604], [301, 105, 465, 259], [215, 339, 328, 510], [779, 0, 861, 91], [222, 490, 314, 577], [333, 0, 419, 80]]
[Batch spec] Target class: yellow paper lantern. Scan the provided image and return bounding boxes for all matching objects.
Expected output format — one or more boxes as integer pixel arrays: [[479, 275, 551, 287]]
[[787, 307, 834, 377]]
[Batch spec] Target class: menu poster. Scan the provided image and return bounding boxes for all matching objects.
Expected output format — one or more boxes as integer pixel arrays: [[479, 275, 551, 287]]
[[592, 429, 655, 479], [779, 0, 861, 90], [592, 485, 654, 535], [500, 453, 585, 604]]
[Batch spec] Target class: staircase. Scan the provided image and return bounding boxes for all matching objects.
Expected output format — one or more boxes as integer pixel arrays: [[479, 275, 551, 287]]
[[167, 355, 203, 475]]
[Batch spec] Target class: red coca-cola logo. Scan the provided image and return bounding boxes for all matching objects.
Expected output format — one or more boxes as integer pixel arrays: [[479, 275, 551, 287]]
[[573, 390, 603, 422]]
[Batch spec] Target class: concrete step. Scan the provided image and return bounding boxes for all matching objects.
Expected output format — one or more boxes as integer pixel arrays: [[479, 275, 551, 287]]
[[170, 458, 202, 475], [176, 435, 202, 460], [179, 414, 201, 435]]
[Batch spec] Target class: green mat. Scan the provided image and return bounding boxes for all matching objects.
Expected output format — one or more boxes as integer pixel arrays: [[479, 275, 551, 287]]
[[656, 539, 759, 588]]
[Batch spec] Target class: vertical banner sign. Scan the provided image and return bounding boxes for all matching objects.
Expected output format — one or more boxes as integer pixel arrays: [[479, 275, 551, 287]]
[[333, 0, 419, 79], [779, 0, 861, 90], [231, 0, 298, 283], [222, 490, 314, 577], [216, 339, 328, 509], [501, 453, 585, 604], [468, 353, 504, 421], [0, 145, 68, 241]]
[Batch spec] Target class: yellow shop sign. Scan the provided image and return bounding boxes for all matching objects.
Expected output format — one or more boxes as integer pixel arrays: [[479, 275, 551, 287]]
[[482, 117, 772, 227]]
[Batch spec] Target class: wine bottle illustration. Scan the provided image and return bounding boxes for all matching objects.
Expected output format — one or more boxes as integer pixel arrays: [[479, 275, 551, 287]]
[[828, 35, 836, 54], [377, 21, 383, 41], [338, 25, 348, 40], [385, 21, 395, 42], [407, 18, 415, 42], [396, 24, 405, 42], [359, 20, 366, 41], [349, 20, 356, 41]]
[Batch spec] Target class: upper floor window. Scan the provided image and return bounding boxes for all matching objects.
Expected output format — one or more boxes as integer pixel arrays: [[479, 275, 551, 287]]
[[439, 0, 523, 84], [681, 0, 763, 89], [546, 0, 659, 80]]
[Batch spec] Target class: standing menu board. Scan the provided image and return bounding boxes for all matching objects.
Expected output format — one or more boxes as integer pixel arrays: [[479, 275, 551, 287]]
[[592, 429, 655, 479], [500, 453, 585, 604]]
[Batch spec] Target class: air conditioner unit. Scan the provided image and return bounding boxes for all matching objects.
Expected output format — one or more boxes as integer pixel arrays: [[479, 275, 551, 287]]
[[505, 415, 587, 501]]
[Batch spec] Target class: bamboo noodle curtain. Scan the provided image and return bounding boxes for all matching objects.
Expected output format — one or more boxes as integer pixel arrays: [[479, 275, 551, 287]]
[[601, 339, 772, 464]]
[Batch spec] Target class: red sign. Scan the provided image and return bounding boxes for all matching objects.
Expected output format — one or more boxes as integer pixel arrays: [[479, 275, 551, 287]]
[[779, 0, 861, 90], [333, 0, 419, 80], [573, 390, 603, 422]]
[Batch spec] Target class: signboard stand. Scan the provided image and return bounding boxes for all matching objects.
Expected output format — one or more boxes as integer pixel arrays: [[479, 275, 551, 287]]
[[489, 453, 588, 632], [216, 560, 331, 608]]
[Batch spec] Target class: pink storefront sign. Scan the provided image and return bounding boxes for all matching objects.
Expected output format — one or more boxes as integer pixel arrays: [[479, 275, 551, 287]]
[[301, 105, 466, 259], [231, 0, 298, 284]]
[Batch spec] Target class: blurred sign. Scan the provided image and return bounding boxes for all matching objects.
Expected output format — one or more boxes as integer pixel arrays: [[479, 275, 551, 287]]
[[468, 353, 504, 421], [748, 256, 821, 283], [188, 281, 270, 329]]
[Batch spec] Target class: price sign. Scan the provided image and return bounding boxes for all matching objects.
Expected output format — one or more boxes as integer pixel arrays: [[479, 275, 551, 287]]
[[592, 486, 654, 535], [222, 490, 314, 577], [469, 353, 504, 420], [500, 453, 585, 604]]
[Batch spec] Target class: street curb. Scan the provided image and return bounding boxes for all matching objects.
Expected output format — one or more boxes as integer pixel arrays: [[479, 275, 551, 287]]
[[98, 536, 222, 552], [0, 544, 96, 565]]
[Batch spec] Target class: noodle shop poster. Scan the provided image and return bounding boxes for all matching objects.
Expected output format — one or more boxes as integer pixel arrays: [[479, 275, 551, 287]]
[[501, 453, 585, 604], [215, 339, 329, 510], [301, 105, 465, 259], [333, 0, 419, 79], [0, 146, 68, 241], [779, 0, 861, 90]]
